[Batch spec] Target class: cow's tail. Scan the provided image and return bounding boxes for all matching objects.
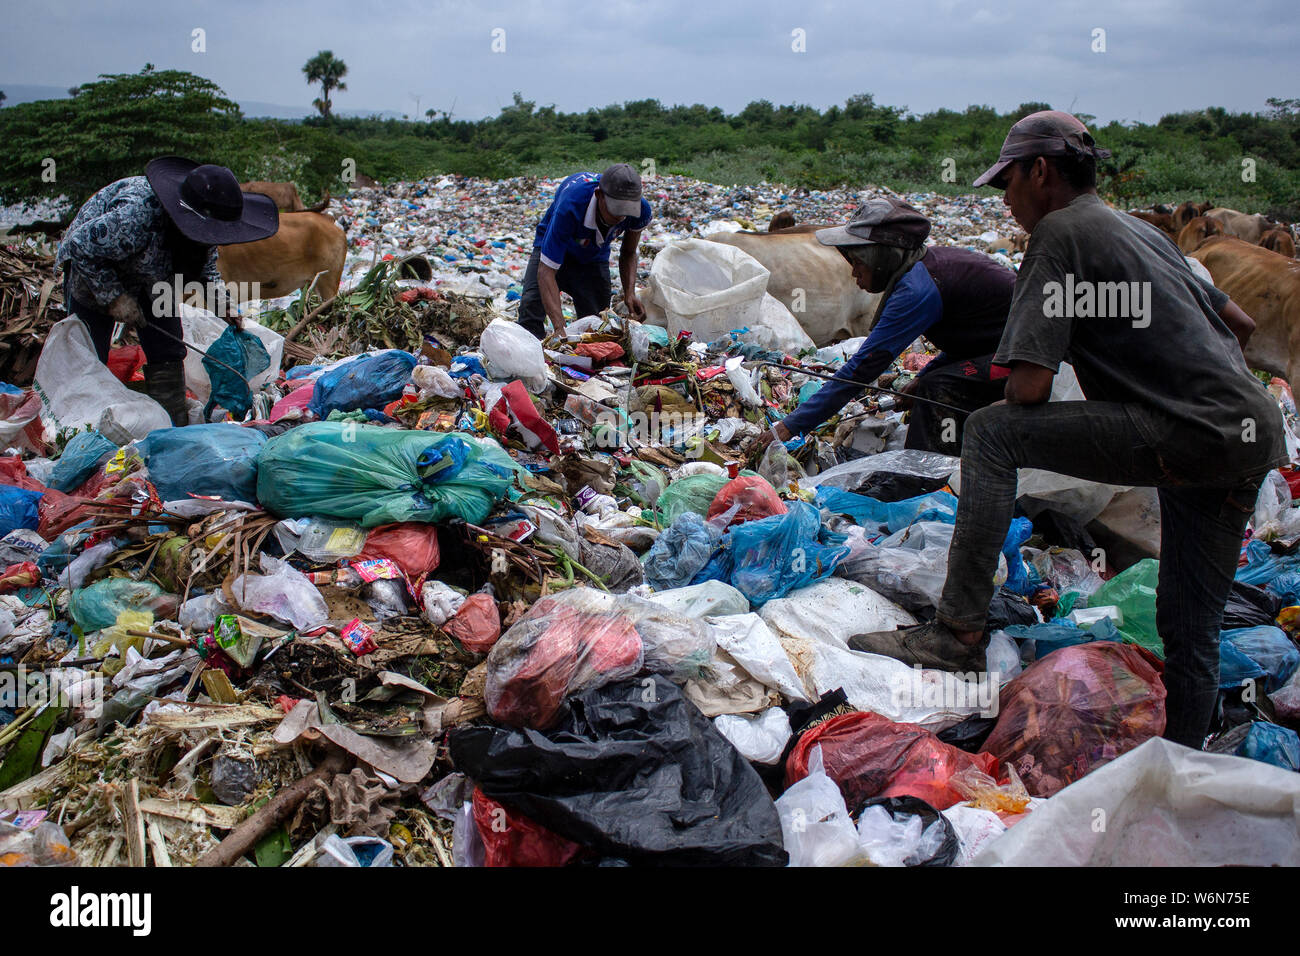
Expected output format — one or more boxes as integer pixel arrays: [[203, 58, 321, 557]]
[[307, 188, 332, 214]]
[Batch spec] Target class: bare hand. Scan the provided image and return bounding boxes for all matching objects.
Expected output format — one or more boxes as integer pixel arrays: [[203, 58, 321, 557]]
[[625, 292, 646, 322], [755, 421, 792, 453], [108, 293, 146, 331]]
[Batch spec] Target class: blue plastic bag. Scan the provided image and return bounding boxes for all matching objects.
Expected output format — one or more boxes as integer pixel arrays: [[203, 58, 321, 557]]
[[203, 327, 271, 419], [1002, 617, 1120, 663], [643, 512, 722, 591], [309, 351, 417, 418], [139, 424, 268, 504], [815, 487, 958, 533], [1233, 723, 1300, 772], [1220, 626, 1300, 692], [0, 485, 43, 537], [48, 430, 118, 493], [725, 500, 849, 606], [1001, 516, 1035, 596], [1218, 639, 1268, 688]]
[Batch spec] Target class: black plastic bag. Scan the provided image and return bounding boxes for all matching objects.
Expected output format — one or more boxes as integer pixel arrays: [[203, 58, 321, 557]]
[[450, 674, 787, 866], [855, 795, 960, 867], [1027, 508, 1097, 556], [936, 713, 998, 753], [986, 587, 1038, 631], [853, 471, 950, 503], [1222, 581, 1284, 631]]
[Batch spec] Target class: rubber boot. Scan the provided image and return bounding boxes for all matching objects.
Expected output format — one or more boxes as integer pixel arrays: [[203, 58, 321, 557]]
[[143, 360, 190, 427]]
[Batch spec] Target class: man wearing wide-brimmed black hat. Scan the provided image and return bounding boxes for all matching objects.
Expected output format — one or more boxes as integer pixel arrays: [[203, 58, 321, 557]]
[[56, 158, 279, 426]]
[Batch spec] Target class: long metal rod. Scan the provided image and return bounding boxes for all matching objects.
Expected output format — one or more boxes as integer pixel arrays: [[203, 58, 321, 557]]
[[148, 323, 254, 389], [755, 361, 972, 415]]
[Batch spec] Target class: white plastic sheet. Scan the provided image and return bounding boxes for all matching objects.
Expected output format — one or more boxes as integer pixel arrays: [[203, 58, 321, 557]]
[[971, 737, 1300, 866], [649, 238, 770, 342], [714, 706, 793, 765], [776, 745, 864, 867]]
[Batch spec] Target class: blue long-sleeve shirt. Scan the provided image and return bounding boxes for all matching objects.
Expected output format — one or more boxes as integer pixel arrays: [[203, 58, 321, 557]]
[[782, 260, 943, 435]]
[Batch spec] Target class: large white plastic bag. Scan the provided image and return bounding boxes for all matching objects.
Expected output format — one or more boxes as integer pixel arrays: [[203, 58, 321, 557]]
[[971, 737, 1300, 866], [714, 706, 793, 765], [35, 318, 172, 444], [732, 294, 815, 353], [479, 318, 547, 390], [649, 239, 770, 342], [230, 553, 328, 630], [707, 612, 810, 702], [776, 745, 865, 867], [759, 578, 916, 650], [178, 304, 284, 403], [836, 523, 954, 611]]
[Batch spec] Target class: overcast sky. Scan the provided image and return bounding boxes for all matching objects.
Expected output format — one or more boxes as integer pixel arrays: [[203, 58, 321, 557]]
[[2, 0, 1293, 124]]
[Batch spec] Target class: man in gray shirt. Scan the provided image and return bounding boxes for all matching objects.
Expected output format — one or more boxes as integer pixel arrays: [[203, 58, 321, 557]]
[[852, 111, 1287, 748]]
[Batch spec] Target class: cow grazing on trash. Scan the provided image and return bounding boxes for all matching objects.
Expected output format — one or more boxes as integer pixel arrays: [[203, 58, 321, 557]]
[[1191, 236, 1300, 386], [216, 211, 347, 303]]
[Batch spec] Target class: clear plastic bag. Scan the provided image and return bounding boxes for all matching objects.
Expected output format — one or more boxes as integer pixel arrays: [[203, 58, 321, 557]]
[[714, 706, 793, 765], [230, 553, 328, 630], [479, 318, 548, 390], [642, 511, 722, 591]]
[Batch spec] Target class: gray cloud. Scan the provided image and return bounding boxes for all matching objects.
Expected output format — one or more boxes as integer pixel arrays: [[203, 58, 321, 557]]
[[2, 0, 1293, 124]]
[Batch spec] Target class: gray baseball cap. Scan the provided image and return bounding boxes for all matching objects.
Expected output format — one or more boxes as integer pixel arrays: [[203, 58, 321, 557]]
[[599, 163, 644, 218], [973, 110, 1112, 188], [815, 198, 931, 250]]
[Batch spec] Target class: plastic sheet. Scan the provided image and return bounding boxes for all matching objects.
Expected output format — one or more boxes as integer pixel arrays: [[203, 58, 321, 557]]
[[472, 788, 584, 867], [972, 738, 1300, 866], [804, 449, 959, 492], [256, 422, 516, 527], [1087, 558, 1162, 658], [309, 350, 417, 418], [357, 523, 442, 577], [982, 641, 1166, 797], [139, 424, 267, 504], [450, 674, 787, 866], [0, 485, 42, 537], [640, 580, 750, 618]]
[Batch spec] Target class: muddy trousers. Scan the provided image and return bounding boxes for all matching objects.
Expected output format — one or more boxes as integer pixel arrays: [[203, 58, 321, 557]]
[[936, 399, 1265, 748], [904, 354, 1009, 456]]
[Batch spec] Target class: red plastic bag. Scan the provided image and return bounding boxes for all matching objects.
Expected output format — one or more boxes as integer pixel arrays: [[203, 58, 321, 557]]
[[472, 789, 584, 867], [107, 345, 146, 384], [707, 475, 787, 526], [357, 523, 441, 577], [490, 380, 559, 455], [485, 590, 644, 729], [445, 592, 501, 654], [0, 562, 39, 592], [0, 457, 46, 493], [269, 380, 317, 422], [785, 711, 1000, 812], [573, 341, 625, 365], [980, 641, 1166, 797]]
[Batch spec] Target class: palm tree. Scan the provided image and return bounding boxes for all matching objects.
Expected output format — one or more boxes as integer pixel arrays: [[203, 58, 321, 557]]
[[303, 51, 348, 119]]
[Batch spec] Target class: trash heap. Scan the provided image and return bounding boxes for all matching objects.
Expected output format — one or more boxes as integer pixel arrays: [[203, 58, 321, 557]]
[[2, 174, 1300, 869]]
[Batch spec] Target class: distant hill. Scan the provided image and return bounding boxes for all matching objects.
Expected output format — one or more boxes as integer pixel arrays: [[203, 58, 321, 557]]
[[0, 83, 402, 120]]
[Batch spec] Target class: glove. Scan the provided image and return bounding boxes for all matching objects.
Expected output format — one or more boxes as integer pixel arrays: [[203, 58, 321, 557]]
[[107, 293, 146, 331]]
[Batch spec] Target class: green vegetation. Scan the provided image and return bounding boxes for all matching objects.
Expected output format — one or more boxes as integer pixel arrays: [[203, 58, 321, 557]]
[[2, 69, 1297, 220], [302, 51, 348, 121]]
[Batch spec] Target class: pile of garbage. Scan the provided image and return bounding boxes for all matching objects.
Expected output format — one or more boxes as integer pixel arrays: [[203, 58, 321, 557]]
[[2, 173, 1299, 869]]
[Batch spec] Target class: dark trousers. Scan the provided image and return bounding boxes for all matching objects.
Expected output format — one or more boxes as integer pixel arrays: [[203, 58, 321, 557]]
[[938, 399, 1265, 748], [65, 281, 186, 365], [517, 247, 612, 339], [905, 354, 1008, 456]]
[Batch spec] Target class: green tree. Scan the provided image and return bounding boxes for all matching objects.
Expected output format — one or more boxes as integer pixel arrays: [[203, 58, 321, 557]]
[[0, 66, 241, 209], [303, 50, 348, 119]]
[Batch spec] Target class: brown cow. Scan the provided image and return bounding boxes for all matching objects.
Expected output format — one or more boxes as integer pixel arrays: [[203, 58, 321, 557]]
[[1190, 236, 1300, 385], [240, 181, 330, 213], [216, 211, 347, 303], [1173, 201, 1213, 230], [1260, 228, 1296, 258], [1204, 207, 1274, 244], [1176, 215, 1224, 253], [1128, 210, 1177, 236], [768, 210, 797, 232]]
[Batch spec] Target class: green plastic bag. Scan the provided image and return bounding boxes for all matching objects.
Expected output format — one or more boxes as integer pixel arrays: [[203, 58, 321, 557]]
[[1089, 558, 1163, 659], [69, 578, 169, 633], [256, 422, 517, 527], [203, 327, 271, 419]]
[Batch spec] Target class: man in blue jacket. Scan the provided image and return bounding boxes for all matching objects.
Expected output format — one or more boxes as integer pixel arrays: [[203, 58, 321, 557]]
[[518, 164, 653, 340], [757, 198, 1016, 456]]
